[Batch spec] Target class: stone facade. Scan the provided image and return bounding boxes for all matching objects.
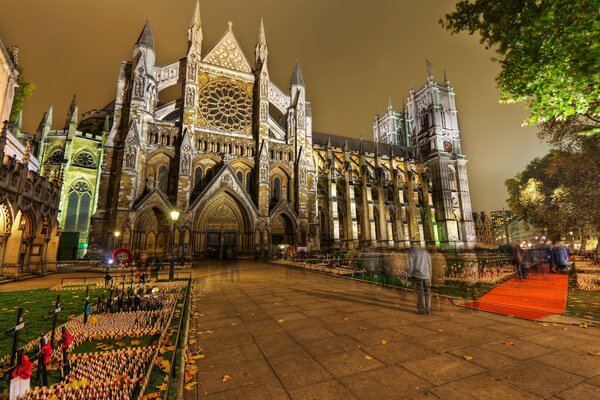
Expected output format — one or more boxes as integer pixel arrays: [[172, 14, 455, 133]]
[[472, 211, 495, 246], [0, 39, 17, 125], [0, 40, 62, 277], [36, 97, 107, 258], [87, 2, 475, 259]]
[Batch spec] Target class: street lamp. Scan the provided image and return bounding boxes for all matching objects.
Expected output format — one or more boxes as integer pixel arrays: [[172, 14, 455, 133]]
[[113, 231, 121, 249], [168, 210, 180, 281]]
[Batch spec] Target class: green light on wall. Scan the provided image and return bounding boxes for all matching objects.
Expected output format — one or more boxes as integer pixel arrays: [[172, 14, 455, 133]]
[[78, 243, 88, 249]]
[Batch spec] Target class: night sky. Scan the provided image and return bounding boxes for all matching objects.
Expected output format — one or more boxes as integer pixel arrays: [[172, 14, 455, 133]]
[[0, 0, 548, 212]]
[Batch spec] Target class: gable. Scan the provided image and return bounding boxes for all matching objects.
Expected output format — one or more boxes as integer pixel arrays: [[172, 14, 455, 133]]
[[202, 27, 252, 73]]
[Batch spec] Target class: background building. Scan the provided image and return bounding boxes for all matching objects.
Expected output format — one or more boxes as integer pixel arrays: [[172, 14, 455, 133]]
[[36, 97, 107, 259], [0, 38, 62, 278], [472, 211, 495, 247]]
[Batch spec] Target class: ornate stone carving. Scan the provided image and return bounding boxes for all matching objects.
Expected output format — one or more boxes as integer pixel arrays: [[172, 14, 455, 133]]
[[267, 82, 290, 113], [125, 146, 137, 168], [185, 87, 195, 107], [202, 30, 252, 73], [134, 76, 144, 97], [197, 79, 253, 132]]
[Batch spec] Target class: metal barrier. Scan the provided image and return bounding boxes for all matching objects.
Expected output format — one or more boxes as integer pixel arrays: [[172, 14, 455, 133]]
[[163, 277, 192, 400]]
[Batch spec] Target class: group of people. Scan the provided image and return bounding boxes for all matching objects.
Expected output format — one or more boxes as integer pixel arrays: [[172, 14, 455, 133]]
[[512, 239, 572, 279]]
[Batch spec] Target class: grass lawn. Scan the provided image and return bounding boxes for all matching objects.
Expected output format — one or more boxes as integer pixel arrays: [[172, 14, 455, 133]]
[[0, 287, 109, 360], [566, 289, 600, 321]]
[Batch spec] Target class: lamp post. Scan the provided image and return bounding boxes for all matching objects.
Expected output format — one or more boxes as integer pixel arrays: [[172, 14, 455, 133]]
[[569, 231, 575, 250], [168, 210, 180, 281], [113, 231, 120, 249]]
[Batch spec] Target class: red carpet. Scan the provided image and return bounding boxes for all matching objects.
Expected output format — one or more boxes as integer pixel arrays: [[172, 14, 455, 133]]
[[461, 266, 569, 320]]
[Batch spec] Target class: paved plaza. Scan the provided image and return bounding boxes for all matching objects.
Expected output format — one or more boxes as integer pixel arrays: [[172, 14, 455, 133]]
[[184, 261, 600, 400]]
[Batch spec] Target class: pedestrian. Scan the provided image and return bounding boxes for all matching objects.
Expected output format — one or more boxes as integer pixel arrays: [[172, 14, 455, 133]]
[[407, 242, 432, 315], [546, 240, 557, 273], [511, 244, 527, 279], [552, 240, 571, 273]]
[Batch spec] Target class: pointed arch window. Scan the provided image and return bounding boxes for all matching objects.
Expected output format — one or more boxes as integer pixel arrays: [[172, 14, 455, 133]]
[[420, 107, 429, 131], [236, 171, 244, 185], [440, 106, 447, 128], [194, 167, 203, 189], [158, 165, 169, 193], [245, 171, 253, 194], [273, 177, 281, 201], [64, 181, 92, 232]]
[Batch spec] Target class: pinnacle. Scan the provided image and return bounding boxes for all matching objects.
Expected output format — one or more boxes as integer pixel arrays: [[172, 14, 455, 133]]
[[191, 0, 201, 26], [135, 17, 155, 50], [290, 59, 304, 87]]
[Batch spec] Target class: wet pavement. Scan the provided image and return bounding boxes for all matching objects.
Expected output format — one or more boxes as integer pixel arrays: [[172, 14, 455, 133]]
[[184, 260, 600, 400]]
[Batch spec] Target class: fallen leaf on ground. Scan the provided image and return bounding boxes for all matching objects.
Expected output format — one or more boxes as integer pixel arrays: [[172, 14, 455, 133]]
[[185, 382, 198, 390], [222, 374, 232, 382], [364, 355, 373, 360], [589, 351, 600, 357], [380, 339, 388, 345], [463, 355, 473, 361], [359, 327, 367, 331], [277, 319, 285, 323], [503, 341, 514, 347]]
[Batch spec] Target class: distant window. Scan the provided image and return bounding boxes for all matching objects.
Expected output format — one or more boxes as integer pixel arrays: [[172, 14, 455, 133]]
[[420, 108, 429, 131], [246, 172, 253, 194], [49, 150, 64, 164], [158, 166, 168, 193], [73, 151, 96, 167], [194, 167, 202, 189], [236, 171, 243, 184], [64, 181, 91, 232], [273, 177, 281, 201]]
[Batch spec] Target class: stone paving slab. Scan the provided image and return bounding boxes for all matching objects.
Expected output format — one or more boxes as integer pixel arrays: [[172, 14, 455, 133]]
[[182, 261, 600, 400]]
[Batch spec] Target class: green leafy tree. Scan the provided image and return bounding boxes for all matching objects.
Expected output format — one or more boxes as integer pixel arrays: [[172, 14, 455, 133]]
[[506, 137, 600, 240], [9, 65, 36, 122], [441, 0, 600, 135]]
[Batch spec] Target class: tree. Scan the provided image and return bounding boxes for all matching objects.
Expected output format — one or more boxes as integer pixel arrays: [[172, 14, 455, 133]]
[[10, 65, 36, 122], [441, 0, 600, 135], [505, 136, 600, 240]]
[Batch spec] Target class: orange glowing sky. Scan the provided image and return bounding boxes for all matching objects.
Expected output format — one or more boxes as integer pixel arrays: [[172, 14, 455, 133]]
[[0, 0, 548, 212]]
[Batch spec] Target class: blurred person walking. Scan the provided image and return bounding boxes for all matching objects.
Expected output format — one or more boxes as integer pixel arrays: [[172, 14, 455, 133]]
[[511, 244, 527, 280], [407, 243, 433, 315], [552, 240, 571, 273]]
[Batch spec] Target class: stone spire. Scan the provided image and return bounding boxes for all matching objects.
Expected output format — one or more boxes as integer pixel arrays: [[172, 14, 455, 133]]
[[135, 17, 155, 51], [188, 1, 202, 49], [290, 59, 304, 87], [426, 58, 433, 83], [64, 95, 77, 129], [388, 96, 393, 112], [255, 18, 268, 67], [37, 105, 53, 132]]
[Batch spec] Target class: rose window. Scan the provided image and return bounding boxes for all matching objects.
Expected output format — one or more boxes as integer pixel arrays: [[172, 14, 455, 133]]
[[198, 79, 252, 132]]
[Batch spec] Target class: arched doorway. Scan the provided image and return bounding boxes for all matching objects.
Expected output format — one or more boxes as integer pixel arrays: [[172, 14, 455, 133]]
[[133, 207, 170, 257], [194, 192, 252, 259], [271, 214, 294, 247]]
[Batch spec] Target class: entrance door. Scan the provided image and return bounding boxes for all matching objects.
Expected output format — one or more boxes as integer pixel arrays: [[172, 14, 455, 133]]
[[223, 233, 237, 259], [207, 232, 220, 258]]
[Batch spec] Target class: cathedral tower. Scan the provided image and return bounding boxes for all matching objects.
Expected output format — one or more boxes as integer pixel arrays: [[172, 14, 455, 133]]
[[405, 62, 475, 249]]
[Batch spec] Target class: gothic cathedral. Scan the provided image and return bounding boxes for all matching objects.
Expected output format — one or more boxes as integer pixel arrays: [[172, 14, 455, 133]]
[[86, 2, 476, 259]]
